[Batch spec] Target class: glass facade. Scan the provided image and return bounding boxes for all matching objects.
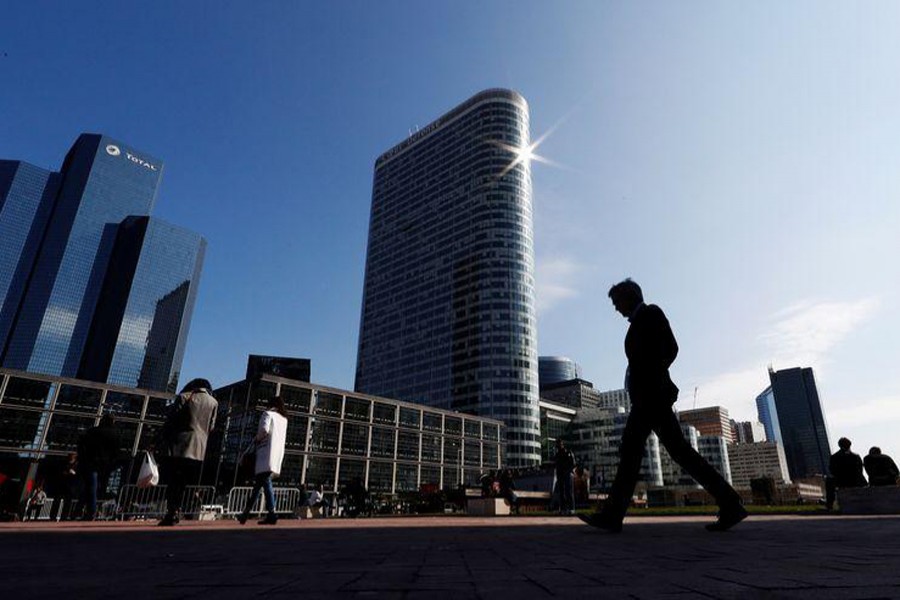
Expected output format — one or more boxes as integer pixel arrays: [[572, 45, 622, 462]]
[[355, 89, 539, 466], [766, 367, 831, 479], [0, 162, 59, 356], [755, 386, 782, 447], [79, 217, 205, 392], [0, 367, 172, 510], [0, 135, 204, 393], [538, 356, 582, 388], [212, 374, 504, 494]]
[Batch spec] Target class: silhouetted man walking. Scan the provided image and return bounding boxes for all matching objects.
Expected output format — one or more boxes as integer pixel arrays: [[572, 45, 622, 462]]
[[580, 279, 747, 532]]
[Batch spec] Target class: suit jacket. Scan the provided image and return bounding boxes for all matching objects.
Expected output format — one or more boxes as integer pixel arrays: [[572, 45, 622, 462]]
[[163, 389, 218, 461], [625, 303, 679, 410], [829, 449, 867, 487]]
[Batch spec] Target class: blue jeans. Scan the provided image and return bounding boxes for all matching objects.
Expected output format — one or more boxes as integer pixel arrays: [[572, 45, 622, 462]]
[[245, 472, 276, 517]]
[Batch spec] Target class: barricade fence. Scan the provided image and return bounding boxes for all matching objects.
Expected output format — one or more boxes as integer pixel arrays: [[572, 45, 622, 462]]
[[225, 486, 302, 517], [116, 485, 217, 520]]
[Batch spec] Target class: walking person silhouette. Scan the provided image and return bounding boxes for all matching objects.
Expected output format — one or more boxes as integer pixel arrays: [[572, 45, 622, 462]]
[[580, 279, 747, 533]]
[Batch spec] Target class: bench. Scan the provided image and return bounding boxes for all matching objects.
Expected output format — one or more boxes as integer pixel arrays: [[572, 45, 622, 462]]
[[837, 486, 900, 514]]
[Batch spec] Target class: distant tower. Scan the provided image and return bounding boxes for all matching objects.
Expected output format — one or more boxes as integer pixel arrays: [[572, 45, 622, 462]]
[[759, 367, 831, 479], [538, 356, 582, 388], [355, 90, 539, 466]]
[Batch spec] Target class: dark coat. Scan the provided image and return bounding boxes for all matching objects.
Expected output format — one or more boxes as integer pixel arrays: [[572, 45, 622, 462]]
[[829, 449, 867, 487], [624, 304, 679, 410], [77, 424, 120, 472], [864, 454, 900, 486], [554, 447, 576, 476]]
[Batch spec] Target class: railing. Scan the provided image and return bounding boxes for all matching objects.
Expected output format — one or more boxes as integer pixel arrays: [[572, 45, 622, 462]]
[[24, 498, 55, 521], [225, 486, 302, 516], [115, 485, 217, 520]]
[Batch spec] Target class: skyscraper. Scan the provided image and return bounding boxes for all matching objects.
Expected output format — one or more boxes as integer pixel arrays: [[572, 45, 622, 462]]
[[759, 367, 831, 479], [355, 89, 539, 466], [0, 135, 205, 393]]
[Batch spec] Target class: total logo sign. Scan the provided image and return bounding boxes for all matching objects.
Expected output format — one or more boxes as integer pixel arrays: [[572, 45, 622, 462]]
[[105, 144, 158, 172]]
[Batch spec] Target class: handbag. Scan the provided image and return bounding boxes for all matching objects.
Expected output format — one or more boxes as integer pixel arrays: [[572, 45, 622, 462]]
[[137, 451, 160, 488]]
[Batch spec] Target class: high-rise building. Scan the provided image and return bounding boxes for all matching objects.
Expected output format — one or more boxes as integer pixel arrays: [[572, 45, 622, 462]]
[[761, 367, 831, 479], [726, 441, 791, 488], [0, 135, 204, 393], [538, 356, 581, 388], [677, 406, 734, 444], [78, 217, 205, 392], [731, 420, 767, 444], [697, 435, 732, 484], [755, 386, 783, 446], [355, 89, 539, 466], [540, 378, 592, 409], [659, 423, 702, 488]]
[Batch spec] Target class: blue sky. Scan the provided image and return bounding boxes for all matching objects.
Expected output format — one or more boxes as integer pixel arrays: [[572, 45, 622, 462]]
[[2, 2, 898, 461]]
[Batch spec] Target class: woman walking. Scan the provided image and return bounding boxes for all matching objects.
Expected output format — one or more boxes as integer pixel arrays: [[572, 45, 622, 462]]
[[239, 396, 288, 525]]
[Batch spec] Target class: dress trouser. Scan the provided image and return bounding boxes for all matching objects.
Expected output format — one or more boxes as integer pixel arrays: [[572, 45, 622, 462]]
[[162, 457, 202, 518], [556, 473, 574, 512], [604, 405, 742, 522]]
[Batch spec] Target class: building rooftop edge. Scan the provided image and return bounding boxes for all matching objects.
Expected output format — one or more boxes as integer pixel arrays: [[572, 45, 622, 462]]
[[374, 88, 527, 168]]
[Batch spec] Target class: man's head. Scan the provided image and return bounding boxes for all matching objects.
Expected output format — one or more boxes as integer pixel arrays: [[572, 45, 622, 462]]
[[555, 438, 565, 450], [838, 437, 852, 451], [608, 279, 643, 318], [869, 446, 882, 456]]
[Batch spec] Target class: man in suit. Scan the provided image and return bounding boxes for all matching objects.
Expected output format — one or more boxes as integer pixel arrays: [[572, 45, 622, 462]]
[[825, 437, 867, 510], [580, 279, 747, 532], [158, 378, 218, 526]]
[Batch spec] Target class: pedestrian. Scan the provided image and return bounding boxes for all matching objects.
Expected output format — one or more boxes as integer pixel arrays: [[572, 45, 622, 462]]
[[864, 447, 900, 486], [580, 279, 747, 533], [554, 439, 576, 515], [157, 378, 218, 526], [238, 395, 288, 525], [76, 414, 120, 521], [25, 483, 47, 521], [825, 437, 867, 510]]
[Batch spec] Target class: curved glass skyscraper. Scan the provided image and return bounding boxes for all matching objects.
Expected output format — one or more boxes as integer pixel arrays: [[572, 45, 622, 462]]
[[355, 89, 539, 466]]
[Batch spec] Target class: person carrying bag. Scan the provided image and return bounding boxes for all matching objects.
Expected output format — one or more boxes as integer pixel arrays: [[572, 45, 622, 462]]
[[238, 396, 288, 525]]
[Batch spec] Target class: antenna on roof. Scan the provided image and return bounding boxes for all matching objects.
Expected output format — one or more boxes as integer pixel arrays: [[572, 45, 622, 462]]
[[693, 386, 698, 409]]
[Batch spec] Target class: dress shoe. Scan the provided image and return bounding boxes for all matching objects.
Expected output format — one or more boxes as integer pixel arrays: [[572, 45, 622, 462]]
[[157, 515, 178, 527], [237, 513, 248, 525], [706, 505, 748, 532], [578, 512, 622, 533]]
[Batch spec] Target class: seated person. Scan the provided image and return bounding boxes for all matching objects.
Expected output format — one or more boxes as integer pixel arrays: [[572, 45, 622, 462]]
[[306, 484, 329, 516], [826, 437, 867, 510], [864, 447, 900, 486]]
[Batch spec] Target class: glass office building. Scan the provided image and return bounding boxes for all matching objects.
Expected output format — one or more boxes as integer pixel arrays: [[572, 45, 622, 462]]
[[355, 89, 539, 466], [0, 367, 173, 510], [0, 162, 59, 355], [764, 367, 831, 479], [79, 217, 206, 392], [755, 386, 782, 447], [0, 135, 204, 393], [212, 374, 504, 494], [538, 356, 582, 388]]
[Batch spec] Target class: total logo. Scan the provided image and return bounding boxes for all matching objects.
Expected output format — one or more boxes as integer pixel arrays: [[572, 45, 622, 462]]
[[105, 143, 158, 171]]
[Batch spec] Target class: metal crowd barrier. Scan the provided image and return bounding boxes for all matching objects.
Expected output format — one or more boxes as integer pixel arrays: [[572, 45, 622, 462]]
[[24, 498, 55, 521], [115, 485, 217, 520], [225, 486, 302, 516]]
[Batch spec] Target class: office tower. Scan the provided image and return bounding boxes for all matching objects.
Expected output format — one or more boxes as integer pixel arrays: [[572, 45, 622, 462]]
[[593, 387, 632, 411], [0, 162, 59, 353], [727, 441, 791, 488], [78, 217, 205, 392], [539, 378, 594, 409], [762, 367, 831, 479], [755, 386, 783, 446], [355, 89, 539, 466], [659, 422, 702, 488], [0, 135, 204, 392], [538, 356, 582, 388], [567, 406, 664, 489], [698, 435, 732, 484], [678, 406, 734, 444], [731, 420, 767, 444]]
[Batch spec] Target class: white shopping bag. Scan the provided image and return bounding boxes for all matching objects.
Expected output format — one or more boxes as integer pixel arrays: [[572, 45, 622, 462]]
[[137, 451, 160, 488]]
